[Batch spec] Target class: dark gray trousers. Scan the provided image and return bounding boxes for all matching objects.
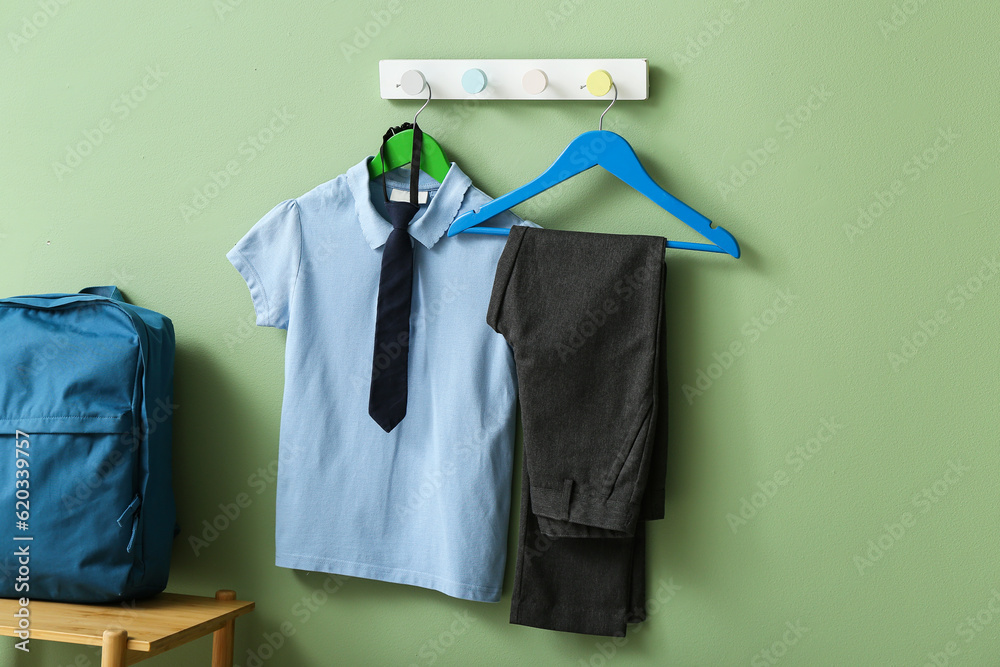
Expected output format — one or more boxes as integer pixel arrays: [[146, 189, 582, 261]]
[[487, 226, 668, 636]]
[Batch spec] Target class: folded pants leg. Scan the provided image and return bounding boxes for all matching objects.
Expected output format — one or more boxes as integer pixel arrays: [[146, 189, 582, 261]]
[[492, 227, 670, 636], [509, 453, 645, 636]]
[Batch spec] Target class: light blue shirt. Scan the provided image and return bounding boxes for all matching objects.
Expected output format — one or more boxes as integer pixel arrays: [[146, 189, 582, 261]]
[[227, 158, 533, 602]]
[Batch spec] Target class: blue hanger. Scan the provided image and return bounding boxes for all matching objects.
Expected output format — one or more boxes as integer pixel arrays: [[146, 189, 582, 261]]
[[446, 85, 740, 258]]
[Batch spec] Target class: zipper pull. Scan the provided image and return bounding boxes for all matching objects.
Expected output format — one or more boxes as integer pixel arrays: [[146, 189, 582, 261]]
[[117, 495, 141, 553], [117, 494, 141, 527]]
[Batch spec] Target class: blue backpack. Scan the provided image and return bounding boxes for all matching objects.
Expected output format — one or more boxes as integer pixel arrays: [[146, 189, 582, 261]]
[[0, 286, 177, 602]]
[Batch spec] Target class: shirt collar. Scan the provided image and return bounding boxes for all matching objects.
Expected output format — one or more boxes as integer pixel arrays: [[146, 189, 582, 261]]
[[347, 157, 472, 250]]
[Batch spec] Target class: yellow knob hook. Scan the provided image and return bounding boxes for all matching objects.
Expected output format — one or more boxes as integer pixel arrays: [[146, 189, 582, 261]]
[[582, 70, 617, 131], [585, 69, 614, 97]]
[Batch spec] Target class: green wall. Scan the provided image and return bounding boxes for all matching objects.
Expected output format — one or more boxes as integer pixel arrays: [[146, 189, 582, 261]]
[[2, 1, 999, 665]]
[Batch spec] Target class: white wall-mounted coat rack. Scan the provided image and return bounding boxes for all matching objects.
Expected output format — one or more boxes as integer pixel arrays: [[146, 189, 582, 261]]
[[379, 59, 648, 101]]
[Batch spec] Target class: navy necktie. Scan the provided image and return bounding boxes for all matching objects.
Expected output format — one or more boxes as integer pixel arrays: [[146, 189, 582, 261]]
[[369, 123, 423, 432]]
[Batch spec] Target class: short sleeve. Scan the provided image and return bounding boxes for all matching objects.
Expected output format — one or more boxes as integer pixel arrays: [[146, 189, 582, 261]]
[[227, 199, 302, 329]]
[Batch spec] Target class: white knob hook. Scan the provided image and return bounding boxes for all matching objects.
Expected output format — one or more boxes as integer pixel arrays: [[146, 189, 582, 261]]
[[522, 69, 548, 95], [398, 69, 425, 95], [398, 69, 432, 125]]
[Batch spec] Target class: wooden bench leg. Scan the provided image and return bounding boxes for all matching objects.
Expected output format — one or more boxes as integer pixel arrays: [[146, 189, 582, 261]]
[[101, 629, 129, 667], [212, 590, 237, 667]]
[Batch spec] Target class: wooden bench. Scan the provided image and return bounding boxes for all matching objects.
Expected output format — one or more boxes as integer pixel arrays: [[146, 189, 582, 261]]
[[0, 589, 254, 666]]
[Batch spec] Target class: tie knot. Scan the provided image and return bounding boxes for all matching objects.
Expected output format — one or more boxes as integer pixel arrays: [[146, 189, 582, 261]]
[[386, 200, 419, 231]]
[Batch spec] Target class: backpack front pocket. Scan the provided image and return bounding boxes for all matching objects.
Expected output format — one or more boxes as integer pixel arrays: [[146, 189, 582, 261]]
[[0, 413, 142, 602]]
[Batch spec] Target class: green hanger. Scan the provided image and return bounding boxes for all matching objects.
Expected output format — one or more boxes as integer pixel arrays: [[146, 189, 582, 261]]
[[368, 127, 451, 184]]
